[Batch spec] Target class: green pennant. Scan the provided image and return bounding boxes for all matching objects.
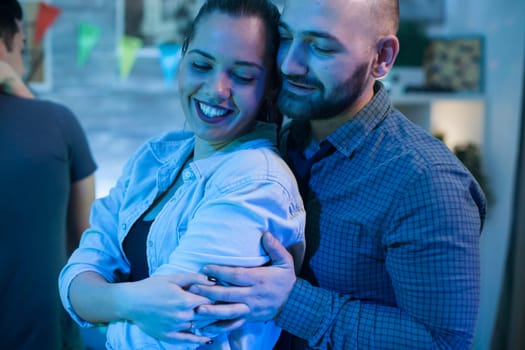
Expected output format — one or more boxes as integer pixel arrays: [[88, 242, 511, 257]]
[[118, 36, 143, 80], [77, 22, 101, 67]]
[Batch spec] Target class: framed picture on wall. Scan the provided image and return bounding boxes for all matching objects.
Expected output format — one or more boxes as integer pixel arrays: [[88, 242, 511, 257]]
[[423, 35, 484, 93], [122, 0, 204, 49], [20, 0, 53, 91], [120, 0, 285, 54]]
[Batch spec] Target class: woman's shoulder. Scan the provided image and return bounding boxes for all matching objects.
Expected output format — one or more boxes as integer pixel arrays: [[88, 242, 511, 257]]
[[149, 129, 194, 143], [216, 147, 295, 185]]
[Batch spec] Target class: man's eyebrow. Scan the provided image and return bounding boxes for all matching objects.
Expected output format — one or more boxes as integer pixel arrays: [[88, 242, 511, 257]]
[[278, 22, 341, 43], [187, 49, 264, 71]]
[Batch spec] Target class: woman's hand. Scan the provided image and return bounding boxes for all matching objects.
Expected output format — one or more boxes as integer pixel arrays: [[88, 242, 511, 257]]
[[0, 60, 33, 98], [120, 274, 218, 342], [69, 271, 218, 345], [121, 274, 216, 339]]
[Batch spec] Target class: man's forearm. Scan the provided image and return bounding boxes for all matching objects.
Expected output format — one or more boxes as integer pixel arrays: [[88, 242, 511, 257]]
[[276, 278, 470, 349]]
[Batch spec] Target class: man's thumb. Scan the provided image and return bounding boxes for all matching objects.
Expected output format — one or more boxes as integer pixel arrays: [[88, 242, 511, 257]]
[[262, 232, 291, 265]]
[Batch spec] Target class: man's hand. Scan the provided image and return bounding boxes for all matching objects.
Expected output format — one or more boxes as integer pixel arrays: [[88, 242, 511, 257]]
[[0, 60, 33, 98], [190, 232, 297, 334]]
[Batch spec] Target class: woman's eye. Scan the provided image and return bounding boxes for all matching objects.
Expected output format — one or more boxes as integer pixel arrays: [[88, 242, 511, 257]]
[[191, 61, 211, 71], [232, 73, 255, 84]]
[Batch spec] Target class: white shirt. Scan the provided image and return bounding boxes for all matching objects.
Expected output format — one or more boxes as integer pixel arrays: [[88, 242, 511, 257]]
[[59, 123, 305, 349]]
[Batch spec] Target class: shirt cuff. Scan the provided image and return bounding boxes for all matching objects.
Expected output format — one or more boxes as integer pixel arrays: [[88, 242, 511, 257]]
[[275, 278, 331, 341]]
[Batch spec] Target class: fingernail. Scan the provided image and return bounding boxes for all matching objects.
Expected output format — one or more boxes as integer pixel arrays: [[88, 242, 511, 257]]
[[197, 305, 207, 313], [207, 276, 217, 283]]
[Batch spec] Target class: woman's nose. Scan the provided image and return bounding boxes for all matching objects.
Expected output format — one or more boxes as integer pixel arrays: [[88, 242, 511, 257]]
[[207, 71, 232, 100]]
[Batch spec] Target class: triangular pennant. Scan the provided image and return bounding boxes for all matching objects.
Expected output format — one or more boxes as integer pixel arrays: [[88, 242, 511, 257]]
[[158, 43, 182, 87], [34, 2, 61, 45], [118, 36, 143, 80], [77, 22, 101, 67]]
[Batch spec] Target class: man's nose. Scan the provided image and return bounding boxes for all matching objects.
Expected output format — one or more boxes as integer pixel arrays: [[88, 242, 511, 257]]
[[278, 41, 308, 77]]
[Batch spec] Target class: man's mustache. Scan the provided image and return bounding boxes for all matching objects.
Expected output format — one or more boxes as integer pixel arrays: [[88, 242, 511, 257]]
[[280, 73, 322, 90]]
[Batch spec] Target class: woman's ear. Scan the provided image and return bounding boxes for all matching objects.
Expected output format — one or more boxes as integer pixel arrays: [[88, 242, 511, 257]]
[[372, 35, 400, 79]]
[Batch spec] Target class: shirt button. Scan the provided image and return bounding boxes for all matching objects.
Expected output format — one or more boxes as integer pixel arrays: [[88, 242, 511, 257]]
[[148, 240, 154, 247], [182, 169, 193, 181], [121, 223, 126, 231]]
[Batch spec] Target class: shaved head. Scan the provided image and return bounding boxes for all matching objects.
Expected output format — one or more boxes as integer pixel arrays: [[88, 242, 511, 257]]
[[370, 0, 399, 35], [347, 0, 399, 36]]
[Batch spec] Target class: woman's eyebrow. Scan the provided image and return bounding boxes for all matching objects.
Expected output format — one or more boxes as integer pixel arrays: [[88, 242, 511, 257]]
[[188, 49, 264, 71]]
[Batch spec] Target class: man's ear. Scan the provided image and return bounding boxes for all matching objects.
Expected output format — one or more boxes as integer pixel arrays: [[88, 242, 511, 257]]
[[372, 35, 399, 79]]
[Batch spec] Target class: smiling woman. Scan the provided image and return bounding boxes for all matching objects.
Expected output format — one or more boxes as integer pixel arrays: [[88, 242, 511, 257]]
[[58, 1, 305, 349], [178, 14, 269, 149]]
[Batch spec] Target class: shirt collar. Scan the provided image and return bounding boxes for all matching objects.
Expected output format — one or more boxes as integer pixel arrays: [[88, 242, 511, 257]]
[[287, 81, 392, 158], [148, 122, 278, 164]]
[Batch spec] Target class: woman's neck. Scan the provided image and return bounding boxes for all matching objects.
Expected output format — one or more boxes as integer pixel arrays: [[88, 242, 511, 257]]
[[193, 138, 231, 160]]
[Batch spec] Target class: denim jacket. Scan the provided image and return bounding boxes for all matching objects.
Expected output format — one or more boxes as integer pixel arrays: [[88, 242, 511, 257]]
[[59, 123, 305, 349]]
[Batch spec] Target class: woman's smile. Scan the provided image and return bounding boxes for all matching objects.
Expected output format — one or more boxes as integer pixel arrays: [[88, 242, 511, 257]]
[[194, 98, 234, 123]]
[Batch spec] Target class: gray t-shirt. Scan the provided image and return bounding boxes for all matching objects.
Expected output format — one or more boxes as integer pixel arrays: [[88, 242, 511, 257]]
[[0, 93, 97, 350]]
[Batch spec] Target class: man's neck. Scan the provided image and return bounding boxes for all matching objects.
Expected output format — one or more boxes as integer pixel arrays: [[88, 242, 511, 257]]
[[310, 89, 373, 141]]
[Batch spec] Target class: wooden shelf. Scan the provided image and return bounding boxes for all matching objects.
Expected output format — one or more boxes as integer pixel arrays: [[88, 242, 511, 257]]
[[391, 93, 485, 149]]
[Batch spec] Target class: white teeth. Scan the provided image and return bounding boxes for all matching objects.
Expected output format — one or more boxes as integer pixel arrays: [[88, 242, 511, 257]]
[[198, 102, 228, 118]]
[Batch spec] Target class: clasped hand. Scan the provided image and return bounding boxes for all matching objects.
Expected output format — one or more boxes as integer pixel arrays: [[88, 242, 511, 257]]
[[77, 232, 297, 346], [122, 274, 217, 344], [188, 232, 297, 336]]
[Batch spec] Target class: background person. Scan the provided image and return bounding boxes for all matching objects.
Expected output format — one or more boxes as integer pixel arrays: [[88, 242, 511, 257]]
[[190, 0, 487, 349], [58, 0, 305, 349], [0, 1, 97, 349]]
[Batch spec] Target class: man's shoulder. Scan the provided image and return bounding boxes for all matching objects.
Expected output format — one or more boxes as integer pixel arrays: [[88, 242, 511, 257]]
[[1, 93, 74, 117]]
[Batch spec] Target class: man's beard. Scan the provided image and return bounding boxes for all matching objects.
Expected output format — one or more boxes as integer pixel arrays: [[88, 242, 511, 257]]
[[277, 62, 369, 122]]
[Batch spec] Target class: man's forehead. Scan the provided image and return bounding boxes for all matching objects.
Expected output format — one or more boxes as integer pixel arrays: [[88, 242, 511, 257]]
[[280, 0, 365, 31]]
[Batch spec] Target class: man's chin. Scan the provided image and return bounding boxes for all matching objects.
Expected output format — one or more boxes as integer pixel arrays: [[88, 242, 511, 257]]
[[278, 94, 315, 120], [281, 109, 314, 122]]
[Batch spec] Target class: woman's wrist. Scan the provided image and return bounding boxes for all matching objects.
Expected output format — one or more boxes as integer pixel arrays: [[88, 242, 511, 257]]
[[113, 281, 137, 322]]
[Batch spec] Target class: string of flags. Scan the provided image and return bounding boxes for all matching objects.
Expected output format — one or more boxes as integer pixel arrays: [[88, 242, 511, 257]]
[[29, 2, 183, 84]]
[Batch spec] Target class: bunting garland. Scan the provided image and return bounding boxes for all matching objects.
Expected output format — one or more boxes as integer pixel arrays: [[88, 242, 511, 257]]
[[158, 43, 182, 87], [118, 36, 143, 80], [28, 3, 185, 83], [33, 2, 61, 45], [77, 22, 102, 67]]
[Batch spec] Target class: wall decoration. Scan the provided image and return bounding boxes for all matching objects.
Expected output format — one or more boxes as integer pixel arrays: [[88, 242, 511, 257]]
[[158, 42, 182, 86], [33, 2, 60, 45], [20, 1, 60, 90], [423, 35, 484, 93], [123, 0, 204, 47], [77, 22, 102, 67], [118, 36, 143, 80]]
